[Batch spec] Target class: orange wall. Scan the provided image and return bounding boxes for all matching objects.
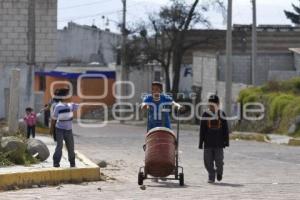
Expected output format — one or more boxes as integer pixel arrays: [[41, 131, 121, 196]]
[[36, 75, 116, 117], [34, 75, 40, 91]]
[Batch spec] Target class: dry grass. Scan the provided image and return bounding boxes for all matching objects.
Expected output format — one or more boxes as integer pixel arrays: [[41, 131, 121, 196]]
[[288, 138, 300, 146], [230, 132, 269, 143], [36, 127, 50, 135]]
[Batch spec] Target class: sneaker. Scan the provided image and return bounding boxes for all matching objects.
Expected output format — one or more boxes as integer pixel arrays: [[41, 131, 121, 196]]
[[217, 174, 222, 181], [53, 164, 60, 168], [70, 163, 76, 168], [208, 179, 215, 184]]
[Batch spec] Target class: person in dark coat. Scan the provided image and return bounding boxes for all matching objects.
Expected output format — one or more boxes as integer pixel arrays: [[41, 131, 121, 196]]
[[199, 95, 229, 183]]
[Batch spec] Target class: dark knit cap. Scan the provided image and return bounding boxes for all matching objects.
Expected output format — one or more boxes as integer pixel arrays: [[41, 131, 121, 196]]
[[208, 94, 220, 104]]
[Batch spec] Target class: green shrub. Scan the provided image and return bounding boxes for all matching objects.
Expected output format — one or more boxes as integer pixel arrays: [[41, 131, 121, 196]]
[[269, 94, 295, 120], [238, 87, 263, 104], [0, 152, 13, 166], [238, 77, 300, 135], [261, 80, 280, 92], [280, 77, 300, 94]]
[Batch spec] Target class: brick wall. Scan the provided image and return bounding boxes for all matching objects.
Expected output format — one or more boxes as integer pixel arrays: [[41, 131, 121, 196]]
[[0, 0, 57, 119], [0, 0, 57, 65], [35, 0, 57, 64]]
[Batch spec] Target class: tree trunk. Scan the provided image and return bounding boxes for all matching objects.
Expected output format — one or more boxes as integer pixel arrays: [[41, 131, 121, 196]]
[[164, 65, 171, 92], [171, 48, 183, 99]]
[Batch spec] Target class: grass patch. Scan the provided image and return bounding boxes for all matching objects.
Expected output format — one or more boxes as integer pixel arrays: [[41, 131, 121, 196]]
[[238, 87, 263, 104], [238, 77, 300, 135], [0, 152, 14, 167]]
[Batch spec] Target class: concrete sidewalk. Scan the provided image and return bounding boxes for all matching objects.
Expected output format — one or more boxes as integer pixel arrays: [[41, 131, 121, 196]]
[[0, 135, 100, 190]]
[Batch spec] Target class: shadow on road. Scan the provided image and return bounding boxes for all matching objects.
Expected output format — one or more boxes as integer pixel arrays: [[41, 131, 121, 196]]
[[146, 182, 189, 188], [212, 182, 244, 187]]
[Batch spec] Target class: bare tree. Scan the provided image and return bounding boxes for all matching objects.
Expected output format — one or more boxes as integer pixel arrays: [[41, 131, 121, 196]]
[[127, 0, 226, 95]]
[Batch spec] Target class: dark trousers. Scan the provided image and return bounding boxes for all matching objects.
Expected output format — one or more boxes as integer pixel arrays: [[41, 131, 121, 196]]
[[44, 111, 50, 127], [27, 125, 36, 139], [204, 148, 224, 181], [53, 128, 76, 167]]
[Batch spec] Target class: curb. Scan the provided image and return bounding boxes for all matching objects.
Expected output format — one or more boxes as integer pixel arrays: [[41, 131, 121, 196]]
[[0, 151, 101, 190], [230, 132, 270, 143], [288, 138, 300, 146]]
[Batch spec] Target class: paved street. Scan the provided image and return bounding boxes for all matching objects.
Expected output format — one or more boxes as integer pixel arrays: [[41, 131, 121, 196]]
[[2, 123, 300, 200]]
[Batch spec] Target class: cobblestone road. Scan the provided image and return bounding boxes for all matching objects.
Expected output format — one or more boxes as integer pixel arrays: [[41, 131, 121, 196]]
[[2, 124, 300, 200]]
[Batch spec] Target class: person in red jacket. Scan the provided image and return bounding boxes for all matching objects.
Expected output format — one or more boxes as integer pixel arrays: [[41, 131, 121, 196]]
[[24, 107, 37, 139]]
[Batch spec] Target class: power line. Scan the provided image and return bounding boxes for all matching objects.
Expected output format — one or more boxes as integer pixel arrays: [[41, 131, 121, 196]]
[[59, 0, 113, 10], [58, 10, 122, 22], [59, 2, 146, 22]]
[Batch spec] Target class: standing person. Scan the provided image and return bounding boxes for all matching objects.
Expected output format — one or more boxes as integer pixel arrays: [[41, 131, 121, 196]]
[[43, 104, 50, 128], [199, 95, 229, 183], [49, 89, 61, 141], [141, 82, 182, 131], [51, 88, 79, 168], [24, 107, 37, 139]]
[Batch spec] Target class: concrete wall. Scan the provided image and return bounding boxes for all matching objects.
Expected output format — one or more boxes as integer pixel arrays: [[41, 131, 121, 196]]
[[218, 53, 295, 85], [0, 0, 57, 65], [35, 0, 57, 64], [192, 52, 248, 106], [192, 52, 218, 101], [183, 26, 300, 64], [57, 22, 121, 65], [115, 65, 163, 105], [268, 70, 300, 81], [34, 91, 45, 123], [0, 65, 35, 119], [294, 53, 300, 72], [0, 0, 57, 119]]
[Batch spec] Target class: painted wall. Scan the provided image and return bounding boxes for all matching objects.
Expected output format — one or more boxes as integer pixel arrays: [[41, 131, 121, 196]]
[[35, 74, 116, 117]]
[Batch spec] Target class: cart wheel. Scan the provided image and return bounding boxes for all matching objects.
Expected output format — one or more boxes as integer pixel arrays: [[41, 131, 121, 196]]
[[138, 172, 144, 185], [179, 173, 184, 186]]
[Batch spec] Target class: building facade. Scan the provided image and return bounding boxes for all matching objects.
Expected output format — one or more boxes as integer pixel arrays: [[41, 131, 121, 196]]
[[0, 0, 57, 119], [57, 22, 121, 66], [187, 25, 300, 104]]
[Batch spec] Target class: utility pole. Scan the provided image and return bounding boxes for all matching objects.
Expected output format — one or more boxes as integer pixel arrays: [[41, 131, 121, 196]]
[[251, 0, 257, 85], [121, 0, 127, 71], [120, 0, 127, 123], [225, 0, 233, 118], [8, 69, 21, 134], [28, 0, 36, 108]]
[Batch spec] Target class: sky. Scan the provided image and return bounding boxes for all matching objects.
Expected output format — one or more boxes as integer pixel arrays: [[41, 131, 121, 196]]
[[58, 0, 300, 32]]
